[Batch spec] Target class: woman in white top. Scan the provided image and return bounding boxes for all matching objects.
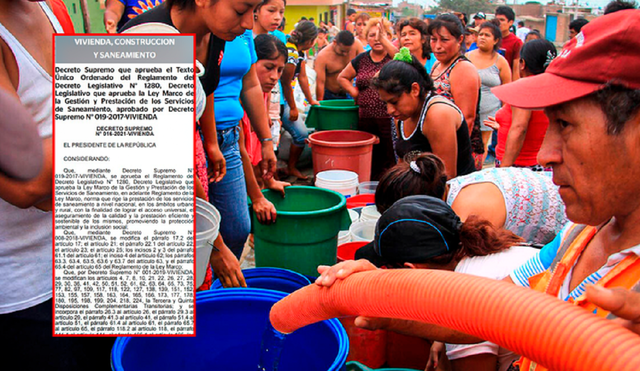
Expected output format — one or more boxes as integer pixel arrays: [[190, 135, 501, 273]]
[[465, 19, 511, 160]]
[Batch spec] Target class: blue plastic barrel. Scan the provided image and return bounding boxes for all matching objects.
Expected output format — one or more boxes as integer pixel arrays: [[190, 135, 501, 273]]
[[211, 267, 311, 293], [111, 289, 349, 371]]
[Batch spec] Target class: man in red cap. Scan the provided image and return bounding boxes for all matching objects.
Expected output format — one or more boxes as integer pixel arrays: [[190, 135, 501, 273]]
[[316, 8, 640, 368]]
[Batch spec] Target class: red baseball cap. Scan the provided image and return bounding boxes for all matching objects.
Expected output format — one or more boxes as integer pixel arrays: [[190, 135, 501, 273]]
[[492, 9, 640, 109]]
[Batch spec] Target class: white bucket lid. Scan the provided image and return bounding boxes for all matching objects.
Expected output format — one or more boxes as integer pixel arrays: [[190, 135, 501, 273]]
[[316, 170, 359, 184], [360, 205, 381, 221]]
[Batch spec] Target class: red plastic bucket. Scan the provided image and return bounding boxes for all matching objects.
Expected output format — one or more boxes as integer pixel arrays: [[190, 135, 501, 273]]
[[307, 130, 379, 182], [339, 317, 387, 369], [386, 332, 432, 369], [346, 194, 375, 209], [337, 241, 369, 262]]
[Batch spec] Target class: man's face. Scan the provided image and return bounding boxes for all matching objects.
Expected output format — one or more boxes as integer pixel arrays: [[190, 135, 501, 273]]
[[495, 14, 513, 35], [569, 28, 578, 39], [539, 98, 640, 225], [334, 42, 352, 57], [474, 18, 485, 26]]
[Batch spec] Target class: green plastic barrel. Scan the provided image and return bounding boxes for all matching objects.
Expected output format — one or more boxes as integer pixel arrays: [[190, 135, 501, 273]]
[[320, 99, 358, 107], [306, 99, 359, 131], [252, 186, 352, 276]]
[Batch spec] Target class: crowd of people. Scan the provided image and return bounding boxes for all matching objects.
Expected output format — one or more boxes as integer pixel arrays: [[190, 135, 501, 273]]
[[2, 0, 640, 369]]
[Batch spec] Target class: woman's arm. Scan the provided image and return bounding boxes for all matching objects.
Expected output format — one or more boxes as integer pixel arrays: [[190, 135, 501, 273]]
[[280, 63, 298, 120], [240, 65, 276, 179], [297, 60, 319, 106], [375, 21, 398, 57], [449, 61, 480, 133], [238, 120, 277, 224], [497, 54, 512, 86], [499, 107, 532, 167], [422, 102, 460, 179], [209, 233, 246, 288], [200, 93, 226, 182], [337, 63, 358, 99], [104, 0, 124, 34]]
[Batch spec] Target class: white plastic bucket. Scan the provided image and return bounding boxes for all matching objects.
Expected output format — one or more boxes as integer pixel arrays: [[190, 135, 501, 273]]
[[359, 205, 381, 222], [338, 230, 351, 245], [195, 198, 221, 287], [358, 181, 379, 195], [315, 170, 359, 198], [348, 209, 359, 223], [349, 220, 377, 242]]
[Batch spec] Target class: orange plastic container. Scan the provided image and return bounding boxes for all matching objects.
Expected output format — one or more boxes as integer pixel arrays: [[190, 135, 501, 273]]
[[307, 130, 379, 182]]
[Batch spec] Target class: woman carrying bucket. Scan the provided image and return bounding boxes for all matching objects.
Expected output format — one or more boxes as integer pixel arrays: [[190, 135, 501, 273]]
[[371, 48, 476, 179], [337, 17, 398, 180], [280, 20, 319, 180]]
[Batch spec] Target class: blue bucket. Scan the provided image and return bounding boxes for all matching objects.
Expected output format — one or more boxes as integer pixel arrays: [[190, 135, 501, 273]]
[[211, 267, 311, 293], [111, 289, 349, 371]]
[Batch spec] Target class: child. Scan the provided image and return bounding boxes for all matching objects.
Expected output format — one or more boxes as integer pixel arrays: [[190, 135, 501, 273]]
[[281, 21, 319, 179], [242, 33, 291, 193]]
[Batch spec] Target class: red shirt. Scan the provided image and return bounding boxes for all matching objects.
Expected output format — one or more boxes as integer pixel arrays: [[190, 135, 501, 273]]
[[500, 32, 523, 69], [495, 104, 549, 167]]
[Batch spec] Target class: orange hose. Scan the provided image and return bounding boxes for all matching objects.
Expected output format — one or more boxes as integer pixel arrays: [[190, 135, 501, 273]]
[[270, 269, 640, 371]]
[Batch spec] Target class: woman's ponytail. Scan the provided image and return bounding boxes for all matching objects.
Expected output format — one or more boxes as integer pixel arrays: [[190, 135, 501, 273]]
[[458, 215, 524, 258]]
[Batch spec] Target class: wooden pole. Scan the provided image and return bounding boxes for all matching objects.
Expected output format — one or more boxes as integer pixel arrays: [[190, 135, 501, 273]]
[[80, 0, 91, 33]]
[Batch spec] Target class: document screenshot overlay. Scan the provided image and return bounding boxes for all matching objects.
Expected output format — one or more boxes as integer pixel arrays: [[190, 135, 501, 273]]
[[53, 35, 195, 336]]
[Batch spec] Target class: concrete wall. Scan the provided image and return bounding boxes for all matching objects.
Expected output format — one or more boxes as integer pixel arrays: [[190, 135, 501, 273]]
[[555, 13, 571, 45], [284, 5, 342, 34], [285, 5, 333, 33], [514, 3, 544, 18], [526, 19, 546, 37]]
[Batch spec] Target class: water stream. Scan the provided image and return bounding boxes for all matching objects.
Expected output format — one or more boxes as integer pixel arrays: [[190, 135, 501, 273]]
[[257, 321, 287, 371]]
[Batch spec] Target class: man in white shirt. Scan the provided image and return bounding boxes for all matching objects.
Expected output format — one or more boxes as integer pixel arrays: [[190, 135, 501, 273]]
[[516, 20, 530, 42]]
